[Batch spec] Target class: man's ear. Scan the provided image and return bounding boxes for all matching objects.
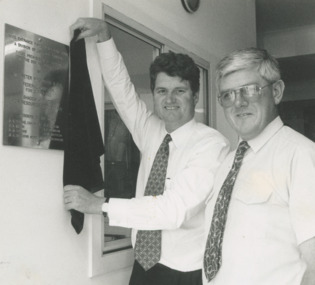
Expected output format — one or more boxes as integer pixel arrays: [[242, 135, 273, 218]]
[[193, 92, 199, 106], [273, 80, 285, 105]]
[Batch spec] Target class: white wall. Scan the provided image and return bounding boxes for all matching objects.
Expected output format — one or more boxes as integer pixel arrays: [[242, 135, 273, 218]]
[[0, 1, 130, 284], [0, 1, 256, 284]]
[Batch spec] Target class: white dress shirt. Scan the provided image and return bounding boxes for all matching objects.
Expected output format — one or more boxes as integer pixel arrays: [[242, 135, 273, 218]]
[[203, 117, 315, 284], [97, 39, 229, 271]]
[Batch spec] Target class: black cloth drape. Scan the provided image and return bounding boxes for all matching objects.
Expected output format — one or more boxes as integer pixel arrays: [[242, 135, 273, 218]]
[[63, 29, 104, 234]]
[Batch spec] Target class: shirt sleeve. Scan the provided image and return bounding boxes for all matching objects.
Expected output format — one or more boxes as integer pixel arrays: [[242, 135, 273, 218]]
[[290, 143, 315, 245], [96, 39, 160, 151], [107, 138, 229, 230]]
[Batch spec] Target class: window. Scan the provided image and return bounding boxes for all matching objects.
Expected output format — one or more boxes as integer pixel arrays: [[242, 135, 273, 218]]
[[103, 21, 161, 254]]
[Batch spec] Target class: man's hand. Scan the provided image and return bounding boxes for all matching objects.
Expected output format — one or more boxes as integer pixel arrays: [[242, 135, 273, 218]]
[[70, 17, 111, 42], [300, 236, 315, 285], [63, 185, 105, 214]]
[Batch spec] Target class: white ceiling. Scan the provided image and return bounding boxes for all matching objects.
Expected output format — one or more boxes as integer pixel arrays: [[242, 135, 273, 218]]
[[256, 0, 315, 33]]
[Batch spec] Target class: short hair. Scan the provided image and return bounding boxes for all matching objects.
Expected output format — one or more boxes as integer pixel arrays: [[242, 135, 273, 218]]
[[216, 47, 281, 89], [150, 51, 200, 94]]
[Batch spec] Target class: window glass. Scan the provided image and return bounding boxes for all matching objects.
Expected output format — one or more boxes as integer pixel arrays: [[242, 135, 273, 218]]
[[104, 23, 160, 253], [194, 66, 209, 124]]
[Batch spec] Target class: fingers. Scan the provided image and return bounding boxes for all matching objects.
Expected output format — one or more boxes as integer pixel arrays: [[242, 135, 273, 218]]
[[69, 18, 95, 37], [63, 185, 81, 200], [63, 185, 90, 212], [63, 185, 81, 211], [69, 18, 84, 39], [69, 17, 110, 42], [75, 29, 96, 41], [64, 184, 80, 191], [69, 18, 89, 41], [69, 20, 82, 34], [63, 184, 103, 214], [69, 18, 92, 34], [64, 198, 73, 210], [63, 191, 74, 203]]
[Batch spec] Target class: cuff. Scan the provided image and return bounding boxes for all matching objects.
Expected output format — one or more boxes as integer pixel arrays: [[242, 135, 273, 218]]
[[96, 38, 118, 59]]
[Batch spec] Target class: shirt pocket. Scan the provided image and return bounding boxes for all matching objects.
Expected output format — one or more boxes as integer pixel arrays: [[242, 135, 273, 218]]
[[233, 180, 274, 240], [234, 177, 273, 205]]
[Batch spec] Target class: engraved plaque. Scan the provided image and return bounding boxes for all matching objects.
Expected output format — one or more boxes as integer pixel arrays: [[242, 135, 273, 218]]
[[3, 24, 69, 150]]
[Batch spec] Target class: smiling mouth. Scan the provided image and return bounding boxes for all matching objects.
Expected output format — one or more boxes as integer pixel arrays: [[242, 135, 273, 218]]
[[237, 113, 252, 117], [164, 106, 179, 110]]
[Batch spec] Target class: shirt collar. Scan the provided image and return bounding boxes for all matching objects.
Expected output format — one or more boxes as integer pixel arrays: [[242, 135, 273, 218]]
[[246, 116, 283, 153], [168, 119, 196, 148]]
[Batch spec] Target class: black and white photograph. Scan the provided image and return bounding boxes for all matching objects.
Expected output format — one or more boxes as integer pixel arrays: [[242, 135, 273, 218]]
[[1, 1, 314, 285]]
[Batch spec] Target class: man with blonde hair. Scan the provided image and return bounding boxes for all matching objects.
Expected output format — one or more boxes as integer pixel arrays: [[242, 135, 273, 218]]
[[203, 47, 315, 285]]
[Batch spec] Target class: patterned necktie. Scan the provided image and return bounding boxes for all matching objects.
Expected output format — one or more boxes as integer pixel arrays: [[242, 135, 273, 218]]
[[204, 141, 250, 282], [134, 134, 172, 271]]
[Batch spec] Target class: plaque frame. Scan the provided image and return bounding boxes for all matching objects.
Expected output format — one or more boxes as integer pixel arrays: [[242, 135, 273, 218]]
[[3, 24, 69, 150]]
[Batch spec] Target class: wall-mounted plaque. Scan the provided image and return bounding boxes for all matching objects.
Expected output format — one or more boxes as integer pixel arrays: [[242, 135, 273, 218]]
[[3, 24, 69, 150]]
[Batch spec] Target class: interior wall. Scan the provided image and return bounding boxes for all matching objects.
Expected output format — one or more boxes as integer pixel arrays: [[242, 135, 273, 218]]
[[259, 24, 315, 58], [0, 0, 256, 284], [283, 80, 315, 101], [0, 1, 130, 284]]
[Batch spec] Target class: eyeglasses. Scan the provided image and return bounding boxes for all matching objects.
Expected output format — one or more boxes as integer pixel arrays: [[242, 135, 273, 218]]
[[218, 82, 275, 108]]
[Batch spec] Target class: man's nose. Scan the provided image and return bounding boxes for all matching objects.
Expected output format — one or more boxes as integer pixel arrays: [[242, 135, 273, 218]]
[[165, 92, 176, 103], [234, 91, 248, 108]]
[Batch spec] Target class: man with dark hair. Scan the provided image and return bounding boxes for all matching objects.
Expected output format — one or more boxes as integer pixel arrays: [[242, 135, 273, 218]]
[[203, 47, 315, 284], [149, 51, 200, 95], [64, 18, 229, 285]]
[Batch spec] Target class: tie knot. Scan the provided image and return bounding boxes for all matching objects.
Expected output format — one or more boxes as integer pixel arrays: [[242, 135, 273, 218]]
[[236, 141, 249, 157], [163, 134, 172, 145]]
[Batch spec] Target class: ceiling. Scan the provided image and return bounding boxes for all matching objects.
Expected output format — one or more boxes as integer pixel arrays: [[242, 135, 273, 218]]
[[256, 0, 315, 33]]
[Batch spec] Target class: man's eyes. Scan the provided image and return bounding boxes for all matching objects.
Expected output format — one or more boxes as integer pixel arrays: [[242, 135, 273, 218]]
[[156, 89, 166, 95], [221, 91, 233, 100], [176, 89, 186, 94], [155, 89, 186, 95]]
